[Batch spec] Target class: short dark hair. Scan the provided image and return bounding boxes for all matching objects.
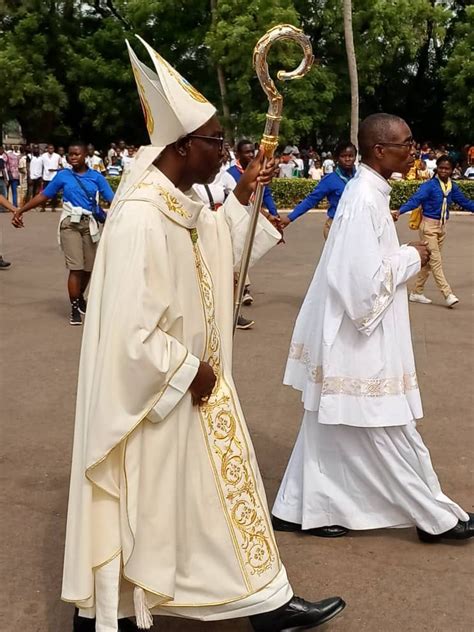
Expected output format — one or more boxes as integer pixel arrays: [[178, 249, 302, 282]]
[[68, 141, 87, 150], [436, 154, 455, 168], [236, 139, 253, 153], [358, 113, 406, 159], [334, 141, 357, 158]]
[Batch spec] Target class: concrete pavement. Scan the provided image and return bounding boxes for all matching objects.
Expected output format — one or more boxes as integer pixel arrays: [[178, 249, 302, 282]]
[[0, 211, 473, 631]]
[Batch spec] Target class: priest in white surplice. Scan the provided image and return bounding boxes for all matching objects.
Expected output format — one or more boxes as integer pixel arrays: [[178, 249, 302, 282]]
[[63, 36, 345, 632], [273, 114, 473, 544]]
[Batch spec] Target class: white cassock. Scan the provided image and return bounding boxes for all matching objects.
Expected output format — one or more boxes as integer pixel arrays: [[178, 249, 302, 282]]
[[273, 164, 468, 535], [61, 165, 292, 630]]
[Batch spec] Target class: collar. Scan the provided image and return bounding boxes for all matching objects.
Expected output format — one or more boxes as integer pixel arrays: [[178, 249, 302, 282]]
[[359, 163, 392, 196], [131, 165, 205, 229]]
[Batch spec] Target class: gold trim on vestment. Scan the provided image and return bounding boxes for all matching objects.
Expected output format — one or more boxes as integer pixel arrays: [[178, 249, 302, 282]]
[[289, 343, 419, 395], [190, 231, 279, 590], [154, 51, 209, 104]]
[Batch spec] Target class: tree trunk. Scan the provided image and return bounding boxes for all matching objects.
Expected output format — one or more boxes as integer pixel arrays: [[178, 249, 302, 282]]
[[210, 0, 231, 126], [343, 0, 359, 147]]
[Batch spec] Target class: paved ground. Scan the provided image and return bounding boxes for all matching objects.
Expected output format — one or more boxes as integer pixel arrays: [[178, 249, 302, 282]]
[[1, 211, 473, 632]]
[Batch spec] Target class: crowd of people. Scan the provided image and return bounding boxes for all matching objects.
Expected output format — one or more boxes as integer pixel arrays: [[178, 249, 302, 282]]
[[4, 34, 474, 632]]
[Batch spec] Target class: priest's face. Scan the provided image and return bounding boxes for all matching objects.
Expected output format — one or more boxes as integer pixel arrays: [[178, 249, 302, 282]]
[[374, 121, 416, 176], [187, 115, 225, 184]]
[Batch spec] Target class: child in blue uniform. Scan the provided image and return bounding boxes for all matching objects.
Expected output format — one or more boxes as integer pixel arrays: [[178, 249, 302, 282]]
[[12, 142, 114, 324], [280, 141, 357, 239], [399, 155, 474, 307]]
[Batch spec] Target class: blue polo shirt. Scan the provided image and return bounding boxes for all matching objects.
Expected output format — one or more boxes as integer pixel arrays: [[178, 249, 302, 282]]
[[288, 169, 355, 222], [399, 178, 474, 220], [227, 164, 278, 216], [43, 168, 114, 210]]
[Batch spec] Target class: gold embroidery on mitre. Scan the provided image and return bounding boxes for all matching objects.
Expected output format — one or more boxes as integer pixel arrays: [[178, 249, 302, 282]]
[[154, 52, 209, 104], [157, 187, 192, 219], [131, 66, 155, 136], [191, 236, 279, 587]]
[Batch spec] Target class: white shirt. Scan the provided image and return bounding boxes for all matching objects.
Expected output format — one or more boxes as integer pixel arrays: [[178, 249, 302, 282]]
[[59, 156, 72, 170], [278, 161, 296, 178], [464, 167, 474, 180], [322, 158, 335, 174], [41, 152, 61, 182], [86, 155, 105, 172], [285, 164, 422, 428], [30, 156, 43, 180], [425, 159, 437, 176], [309, 166, 323, 181], [122, 155, 134, 172]]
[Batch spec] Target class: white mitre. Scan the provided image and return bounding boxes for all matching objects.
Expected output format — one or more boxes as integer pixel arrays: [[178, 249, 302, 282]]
[[110, 36, 217, 207]]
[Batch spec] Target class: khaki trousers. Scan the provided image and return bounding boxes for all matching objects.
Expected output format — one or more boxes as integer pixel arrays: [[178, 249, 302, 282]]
[[414, 217, 452, 298], [323, 217, 333, 240]]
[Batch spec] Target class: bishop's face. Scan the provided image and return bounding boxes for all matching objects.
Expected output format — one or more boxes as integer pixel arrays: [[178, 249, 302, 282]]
[[186, 115, 225, 184]]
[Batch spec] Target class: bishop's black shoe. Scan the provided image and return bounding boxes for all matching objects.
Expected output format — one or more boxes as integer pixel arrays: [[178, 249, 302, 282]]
[[73, 609, 139, 631], [417, 513, 474, 543], [249, 595, 346, 632], [272, 515, 349, 538]]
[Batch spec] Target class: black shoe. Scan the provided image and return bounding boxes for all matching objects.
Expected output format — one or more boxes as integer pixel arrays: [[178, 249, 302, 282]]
[[417, 513, 474, 543], [237, 314, 254, 329], [272, 515, 348, 538], [250, 595, 346, 632], [70, 300, 83, 326], [78, 294, 87, 315], [0, 256, 11, 269]]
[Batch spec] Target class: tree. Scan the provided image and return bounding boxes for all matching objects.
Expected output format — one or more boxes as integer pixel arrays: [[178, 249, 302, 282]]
[[441, 5, 474, 138], [342, 0, 359, 146]]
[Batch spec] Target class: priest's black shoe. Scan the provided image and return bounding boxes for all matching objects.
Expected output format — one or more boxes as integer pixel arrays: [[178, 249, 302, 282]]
[[73, 609, 139, 631], [249, 595, 346, 631], [417, 513, 474, 543], [272, 515, 348, 538]]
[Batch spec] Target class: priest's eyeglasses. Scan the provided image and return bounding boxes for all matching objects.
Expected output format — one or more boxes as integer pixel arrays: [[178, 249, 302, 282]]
[[188, 134, 225, 151], [374, 139, 416, 149]]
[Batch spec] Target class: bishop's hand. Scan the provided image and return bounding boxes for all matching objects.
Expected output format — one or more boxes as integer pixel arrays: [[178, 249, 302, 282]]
[[190, 361, 217, 406]]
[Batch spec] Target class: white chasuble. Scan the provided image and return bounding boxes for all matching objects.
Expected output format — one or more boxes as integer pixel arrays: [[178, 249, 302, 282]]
[[285, 164, 423, 427], [61, 166, 284, 612]]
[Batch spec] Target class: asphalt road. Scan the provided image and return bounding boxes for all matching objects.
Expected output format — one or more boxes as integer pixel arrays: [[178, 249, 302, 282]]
[[1, 211, 473, 632]]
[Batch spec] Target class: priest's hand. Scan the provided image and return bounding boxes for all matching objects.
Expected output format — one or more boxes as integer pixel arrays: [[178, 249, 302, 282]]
[[190, 361, 217, 405], [233, 148, 277, 206], [408, 241, 430, 267]]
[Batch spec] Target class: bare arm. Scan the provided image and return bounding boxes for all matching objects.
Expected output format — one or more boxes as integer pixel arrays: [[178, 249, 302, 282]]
[[12, 193, 49, 228]]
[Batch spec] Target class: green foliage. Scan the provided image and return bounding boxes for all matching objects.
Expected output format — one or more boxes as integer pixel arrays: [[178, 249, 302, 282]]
[[441, 6, 474, 137], [269, 177, 474, 210], [0, 0, 471, 145]]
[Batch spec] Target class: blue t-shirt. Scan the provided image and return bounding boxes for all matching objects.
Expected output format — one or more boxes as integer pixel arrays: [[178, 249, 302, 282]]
[[43, 168, 114, 210]]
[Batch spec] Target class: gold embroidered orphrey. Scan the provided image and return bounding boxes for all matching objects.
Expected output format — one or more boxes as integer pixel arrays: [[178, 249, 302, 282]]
[[131, 65, 155, 136], [189, 231, 280, 592], [157, 187, 192, 219], [289, 343, 419, 396]]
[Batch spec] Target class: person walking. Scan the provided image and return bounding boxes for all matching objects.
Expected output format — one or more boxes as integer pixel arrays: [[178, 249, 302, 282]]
[[272, 114, 473, 544], [12, 142, 114, 325], [280, 141, 357, 239], [60, 37, 345, 632], [40, 144, 61, 211], [398, 155, 474, 307], [28, 144, 43, 203]]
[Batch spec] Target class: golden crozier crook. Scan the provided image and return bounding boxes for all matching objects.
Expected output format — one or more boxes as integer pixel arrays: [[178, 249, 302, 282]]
[[233, 24, 314, 332]]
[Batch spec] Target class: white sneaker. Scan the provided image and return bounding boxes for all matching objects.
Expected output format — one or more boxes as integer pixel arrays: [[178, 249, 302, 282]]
[[409, 293, 432, 304], [445, 294, 459, 308]]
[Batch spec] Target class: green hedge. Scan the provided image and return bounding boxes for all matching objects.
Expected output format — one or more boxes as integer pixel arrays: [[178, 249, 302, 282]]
[[270, 178, 474, 210], [106, 175, 474, 211]]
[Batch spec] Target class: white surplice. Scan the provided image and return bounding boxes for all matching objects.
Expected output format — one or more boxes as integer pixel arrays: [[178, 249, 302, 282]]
[[61, 165, 293, 625], [273, 164, 468, 533]]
